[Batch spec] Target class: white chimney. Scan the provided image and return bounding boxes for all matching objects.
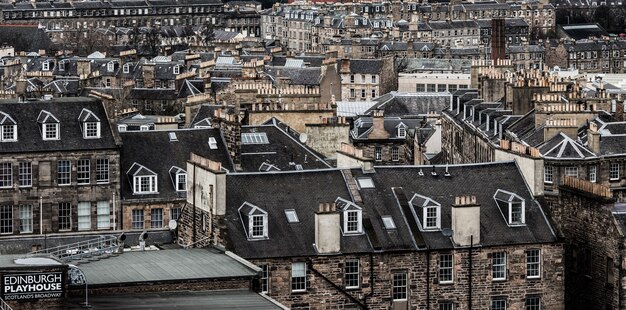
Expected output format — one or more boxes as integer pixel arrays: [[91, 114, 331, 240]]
[[451, 195, 480, 246], [315, 203, 340, 254]]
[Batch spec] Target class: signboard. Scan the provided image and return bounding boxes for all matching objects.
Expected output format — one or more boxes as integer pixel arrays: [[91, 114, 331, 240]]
[[2, 272, 64, 300]]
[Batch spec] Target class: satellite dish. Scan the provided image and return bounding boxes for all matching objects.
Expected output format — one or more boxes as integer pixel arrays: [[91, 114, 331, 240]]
[[442, 228, 453, 237], [299, 133, 308, 144], [169, 219, 178, 230]]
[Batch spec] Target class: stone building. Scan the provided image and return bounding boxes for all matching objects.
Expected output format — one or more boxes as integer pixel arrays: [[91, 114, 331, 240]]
[[179, 154, 564, 309], [339, 57, 396, 102], [0, 97, 120, 237]]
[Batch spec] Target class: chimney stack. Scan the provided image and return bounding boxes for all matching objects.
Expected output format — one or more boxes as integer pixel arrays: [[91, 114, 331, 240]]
[[587, 122, 601, 154], [368, 110, 390, 139], [315, 203, 340, 254], [451, 195, 480, 246]]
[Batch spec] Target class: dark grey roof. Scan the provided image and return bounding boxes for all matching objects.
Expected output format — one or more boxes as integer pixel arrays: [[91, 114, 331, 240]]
[[351, 116, 421, 141], [349, 59, 383, 74], [366, 91, 451, 117], [538, 133, 596, 159], [119, 128, 233, 201], [0, 97, 117, 154], [268, 67, 321, 85], [240, 119, 331, 172], [0, 25, 52, 53]]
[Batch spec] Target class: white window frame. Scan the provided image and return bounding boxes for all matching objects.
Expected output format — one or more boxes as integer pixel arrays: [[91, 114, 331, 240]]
[[439, 253, 454, 284], [176, 173, 186, 191], [77, 159, 90, 185], [398, 126, 406, 138], [19, 204, 32, 233], [250, 214, 267, 238], [589, 165, 597, 183], [525, 296, 541, 310], [173, 65, 180, 75], [492, 252, 507, 281], [43, 123, 59, 140], [58, 202, 71, 231], [208, 137, 218, 149], [83, 122, 101, 139], [423, 206, 441, 230], [18, 162, 31, 187], [491, 298, 507, 310], [345, 259, 360, 289], [344, 209, 362, 234], [96, 158, 109, 183], [374, 146, 382, 161], [543, 165, 553, 184], [0, 163, 11, 188], [0, 205, 12, 234], [57, 160, 71, 186], [526, 249, 541, 279], [564, 166, 578, 178], [1, 124, 17, 142], [610, 163, 620, 180], [133, 175, 158, 194], [392, 271, 407, 301], [42, 61, 50, 71], [107, 61, 115, 72], [77, 202, 91, 230], [123, 63, 130, 74], [97, 201, 110, 229], [291, 262, 306, 292]]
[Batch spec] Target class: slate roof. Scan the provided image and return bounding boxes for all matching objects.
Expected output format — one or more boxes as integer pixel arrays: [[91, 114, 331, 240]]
[[538, 133, 597, 160], [267, 67, 321, 85], [349, 59, 383, 75], [0, 97, 117, 154], [119, 128, 233, 201], [0, 25, 52, 52], [223, 161, 558, 259], [366, 91, 452, 117], [351, 116, 421, 141], [240, 119, 332, 172]]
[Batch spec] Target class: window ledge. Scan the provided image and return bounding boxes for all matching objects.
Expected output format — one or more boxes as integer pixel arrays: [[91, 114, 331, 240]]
[[439, 281, 454, 285], [492, 278, 507, 282]]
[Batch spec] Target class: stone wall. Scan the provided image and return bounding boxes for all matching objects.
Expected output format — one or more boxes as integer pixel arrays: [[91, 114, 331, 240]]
[[121, 201, 184, 232], [304, 122, 350, 160], [248, 110, 336, 133]]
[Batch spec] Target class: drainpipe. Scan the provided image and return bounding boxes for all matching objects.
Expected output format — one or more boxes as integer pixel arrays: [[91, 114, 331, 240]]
[[469, 235, 473, 310], [192, 163, 197, 246]]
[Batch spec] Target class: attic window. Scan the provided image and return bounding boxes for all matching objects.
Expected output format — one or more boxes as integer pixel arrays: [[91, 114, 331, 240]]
[[118, 124, 127, 132], [208, 137, 218, 149], [285, 209, 299, 223], [107, 61, 115, 72], [397, 123, 407, 138], [59, 60, 66, 71], [242, 132, 269, 144], [123, 63, 130, 74], [356, 177, 375, 189], [78, 108, 101, 139], [127, 163, 158, 194], [169, 132, 177, 141], [0, 112, 17, 142], [173, 65, 180, 75], [42, 61, 50, 71], [409, 193, 441, 231], [239, 202, 268, 240], [382, 215, 396, 229], [494, 189, 526, 226], [37, 110, 60, 141], [336, 197, 363, 235], [169, 166, 186, 191]]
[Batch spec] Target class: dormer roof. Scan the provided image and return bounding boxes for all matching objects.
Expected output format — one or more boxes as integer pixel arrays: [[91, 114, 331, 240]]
[[538, 132, 597, 159]]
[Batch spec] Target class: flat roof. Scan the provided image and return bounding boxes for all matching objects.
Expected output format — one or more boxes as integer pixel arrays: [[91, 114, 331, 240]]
[[68, 289, 284, 309], [78, 248, 259, 285]]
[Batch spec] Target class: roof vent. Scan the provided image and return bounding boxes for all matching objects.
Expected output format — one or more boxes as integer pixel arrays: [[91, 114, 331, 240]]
[[431, 166, 438, 177], [444, 165, 451, 177], [418, 168, 424, 176]]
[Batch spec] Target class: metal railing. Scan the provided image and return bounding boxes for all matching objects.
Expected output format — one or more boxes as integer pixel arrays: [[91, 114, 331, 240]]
[[27, 235, 120, 263], [0, 297, 12, 310]]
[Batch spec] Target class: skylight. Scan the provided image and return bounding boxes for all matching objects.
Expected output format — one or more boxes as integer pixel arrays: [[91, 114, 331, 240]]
[[208, 137, 218, 149], [285, 209, 299, 223], [241, 132, 269, 144], [357, 177, 375, 189], [169, 132, 177, 141], [382, 216, 396, 229]]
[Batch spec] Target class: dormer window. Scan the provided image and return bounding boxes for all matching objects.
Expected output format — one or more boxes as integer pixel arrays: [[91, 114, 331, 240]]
[[107, 61, 115, 72], [118, 124, 127, 132], [335, 197, 363, 235], [239, 202, 268, 240], [127, 163, 158, 194], [169, 166, 186, 191], [173, 65, 180, 75], [78, 108, 101, 139], [0, 112, 17, 142], [37, 110, 60, 140], [123, 63, 130, 74], [42, 61, 50, 71], [410, 193, 441, 231], [494, 189, 526, 226], [397, 123, 407, 138], [59, 60, 66, 71]]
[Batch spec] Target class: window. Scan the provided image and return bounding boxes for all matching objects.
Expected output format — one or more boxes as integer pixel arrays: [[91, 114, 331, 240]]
[[251, 214, 265, 237], [398, 126, 406, 138], [118, 124, 127, 132], [416, 84, 425, 92], [1, 124, 16, 141], [57, 160, 71, 185], [492, 252, 507, 280], [438, 84, 447, 92], [123, 63, 130, 73], [285, 209, 299, 223], [18, 162, 31, 187], [173, 65, 180, 75], [84, 122, 100, 139], [391, 147, 399, 162], [525, 296, 540, 310], [392, 271, 407, 300], [439, 254, 453, 283], [42, 61, 49, 71], [150, 208, 163, 228], [371, 89, 376, 98], [350, 75, 355, 83], [291, 262, 306, 292], [423, 206, 440, 229], [589, 165, 597, 183], [134, 176, 157, 194], [96, 201, 110, 230], [491, 298, 507, 310], [77, 202, 91, 230], [344, 210, 362, 234], [564, 166, 578, 178], [208, 137, 218, 149], [176, 173, 186, 191], [610, 163, 620, 180], [260, 264, 270, 293], [19, 204, 32, 233], [132, 209, 144, 229], [544, 166, 553, 183], [439, 303, 454, 310], [241, 132, 269, 144], [374, 146, 382, 161], [361, 89, 366, 99], [170, 207, 181, 221], [371, 75, 377, 83], [0, 205, 12, 234], [96, 159, 109, 183], [59, 203, 71, 230], [0, 163, 11, 188], [350, 89, 355, 98], [77, 159, 90, 185], [427, 84, 436, 92], [382, 216, 396, 229], [107, 61, 114, 72], [345, 259, 359, 289], [43, 123, 59, 140], [526, 249, 541, 279]]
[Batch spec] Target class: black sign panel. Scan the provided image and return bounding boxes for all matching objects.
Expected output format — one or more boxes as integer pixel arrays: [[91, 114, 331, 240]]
[[2, 272, 64, 300]]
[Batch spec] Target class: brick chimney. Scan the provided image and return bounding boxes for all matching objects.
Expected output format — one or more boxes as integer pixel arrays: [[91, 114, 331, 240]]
[[544, 118, 578, 141], [451, 195, 480, 246], [368, 110, 390, 139], [587, 122, 601, 154], [142, 62, 155, 88], [213, 107, 242, 171], [315, 203, 340, 254], [340, 58, 351, 74]]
